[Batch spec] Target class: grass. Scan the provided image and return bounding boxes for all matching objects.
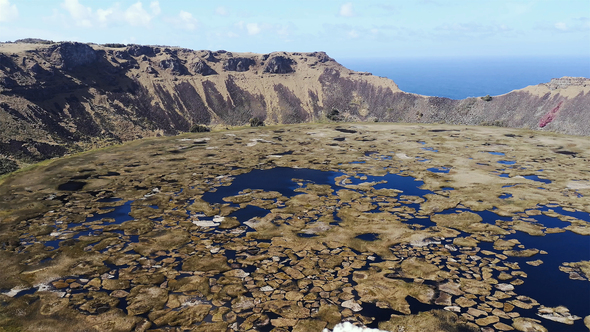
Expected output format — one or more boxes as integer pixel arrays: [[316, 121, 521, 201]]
[[0, 159, 54, 186], [0, 120, 570, 186], [0, 142, 127, 186]]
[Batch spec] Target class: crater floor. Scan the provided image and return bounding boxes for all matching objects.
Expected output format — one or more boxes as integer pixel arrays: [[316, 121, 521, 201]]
[[0, 123, 589, 332]]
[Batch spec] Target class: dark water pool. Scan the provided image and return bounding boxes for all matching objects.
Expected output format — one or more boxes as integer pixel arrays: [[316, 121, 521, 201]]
[[356, 233, 380, 241], [202, 167, 341, 202], [85, 201, 133, 224], [52, 166, 589, 330], [538, 205, 590, 221], [422, 147, 438, 152], [228, 205, 269, 223], [347, 172, 432, 197], [497, 160, 516, 165], [523, 175, 552, 184], [480, 230, 590, 332], [427, 167, 450, 174], [57, 181, 86, 191]]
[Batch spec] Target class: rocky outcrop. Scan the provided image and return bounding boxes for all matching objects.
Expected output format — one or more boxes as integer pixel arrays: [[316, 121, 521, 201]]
[[0, 41, 588, 174], [158, 58, 187, 75], [223, 57, 255, 72], [202, 51, 218, 62], [310, 51, 334, 63], [545, 77, 588, 90], [264, 56, 295, 74], [192, 60, 216, 76], [44, 42, 98, 70], [127, 45, 156, 57]]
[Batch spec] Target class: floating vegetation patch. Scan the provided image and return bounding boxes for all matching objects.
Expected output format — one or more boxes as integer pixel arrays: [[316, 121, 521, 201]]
[[1, 123, 589, 332]]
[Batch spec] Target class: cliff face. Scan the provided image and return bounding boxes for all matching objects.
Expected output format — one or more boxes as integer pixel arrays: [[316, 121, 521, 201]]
[[0, 41, 589, 173]]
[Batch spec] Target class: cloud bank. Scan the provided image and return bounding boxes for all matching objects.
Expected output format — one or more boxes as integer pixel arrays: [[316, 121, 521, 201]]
[[59, 0, 161, 28]]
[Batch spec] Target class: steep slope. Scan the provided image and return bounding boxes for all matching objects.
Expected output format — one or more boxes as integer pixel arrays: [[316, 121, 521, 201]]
[[0, 41, 588, 173]]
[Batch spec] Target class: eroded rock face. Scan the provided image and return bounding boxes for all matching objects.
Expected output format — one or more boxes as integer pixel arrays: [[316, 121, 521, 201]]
[[159, 58, 187, 75], [263, 56, 296, 74], [202, 50, 217, 62], [192, 60, 216, 76], [127, 45, 157, 57], [312, 51, 335, 63], [114, 50, 132, 60], [545, 77, 588, 90], [1, 41, 590, 176], [45, 42, 98, 70], [223, 57, 255, 72]]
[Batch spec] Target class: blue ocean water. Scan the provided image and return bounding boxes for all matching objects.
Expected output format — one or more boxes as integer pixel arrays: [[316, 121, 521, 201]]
[[338, 56, 590, 100]]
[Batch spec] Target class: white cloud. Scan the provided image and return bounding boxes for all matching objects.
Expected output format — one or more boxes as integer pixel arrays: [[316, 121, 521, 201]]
[[150, 1, 161, 16], [125, 1, 159, 27], [0, 0, 18, 22], [554, 22, 568, 31], [535, 17, 590, 33], [435, 22, 514, 39], [277, 25, 290, 36], [348, 29, 359, 38], [246, 23, 261, 35], [215, 6, 228, 16], [61, 0, 93, 27], [57, 1, 159, 28], [339, 2, 355, 17], [96, 7, 116, 25], [176, 10, 198, 31]]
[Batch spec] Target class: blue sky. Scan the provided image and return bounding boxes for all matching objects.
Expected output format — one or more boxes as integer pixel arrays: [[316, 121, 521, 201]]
[[0, 0, 589, 59]]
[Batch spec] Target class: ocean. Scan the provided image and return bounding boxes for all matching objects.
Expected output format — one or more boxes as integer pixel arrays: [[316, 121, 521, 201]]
[[338, 56, 590, 100]]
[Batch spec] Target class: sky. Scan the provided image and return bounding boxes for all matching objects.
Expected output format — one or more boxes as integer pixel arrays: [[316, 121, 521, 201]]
[[0, 0, 589, 59]]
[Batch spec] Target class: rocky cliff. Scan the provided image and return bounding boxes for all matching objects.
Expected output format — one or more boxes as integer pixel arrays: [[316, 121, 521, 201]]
[[0, 41, 589, 174]]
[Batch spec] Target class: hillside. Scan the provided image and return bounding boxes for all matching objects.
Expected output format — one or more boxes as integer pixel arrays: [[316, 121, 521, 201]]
[[0, 41, 589, 174]]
